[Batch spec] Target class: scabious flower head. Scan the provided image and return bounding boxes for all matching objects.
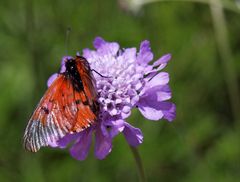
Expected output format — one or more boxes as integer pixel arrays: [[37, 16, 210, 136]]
[[48, 37, 176, 160]]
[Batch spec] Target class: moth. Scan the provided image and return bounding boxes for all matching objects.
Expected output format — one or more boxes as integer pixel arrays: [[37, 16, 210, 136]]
[[23, 56, 99, 152]]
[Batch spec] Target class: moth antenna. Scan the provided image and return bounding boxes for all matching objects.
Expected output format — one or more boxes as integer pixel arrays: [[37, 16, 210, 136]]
[[91, 69, 111, 78], [65, 27, 71, 55]]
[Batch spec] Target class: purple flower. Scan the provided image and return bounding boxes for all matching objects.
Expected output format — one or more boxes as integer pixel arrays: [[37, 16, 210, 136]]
[[48, 37, 176, 160]]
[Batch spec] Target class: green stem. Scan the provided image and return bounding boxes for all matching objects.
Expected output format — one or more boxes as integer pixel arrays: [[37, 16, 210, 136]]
[[130, 146, 146, 182], [210, 0, 240, 125]]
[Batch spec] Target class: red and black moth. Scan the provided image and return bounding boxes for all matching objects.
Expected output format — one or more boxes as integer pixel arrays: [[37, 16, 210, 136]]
[[23, 56, 99, 152]]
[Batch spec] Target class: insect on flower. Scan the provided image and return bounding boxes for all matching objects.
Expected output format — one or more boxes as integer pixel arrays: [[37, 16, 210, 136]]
[[23, 55, 99, 152], [23, 37, 176, 160]]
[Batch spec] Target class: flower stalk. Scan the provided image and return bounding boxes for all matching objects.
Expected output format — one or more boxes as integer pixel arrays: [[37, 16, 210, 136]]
[[210, 0, 240, 125], [130, 146, 146, 182]]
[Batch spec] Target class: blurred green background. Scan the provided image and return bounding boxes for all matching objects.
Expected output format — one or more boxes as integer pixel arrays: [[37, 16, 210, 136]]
[[0, 0, 240, 181]]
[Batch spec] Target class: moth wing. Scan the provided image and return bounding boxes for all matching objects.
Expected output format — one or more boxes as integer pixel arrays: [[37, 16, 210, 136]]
[[23, 74, 98, 152]]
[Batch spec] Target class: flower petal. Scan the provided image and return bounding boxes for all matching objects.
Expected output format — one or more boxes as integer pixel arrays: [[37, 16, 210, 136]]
[[156, 85, 172, 101], [137, 95, 176, 121], [82, 48, 98, 60], [100, 114, 125, 138], [138, 103, 164, 120], [109, 119, 125, 138], [69, 129, 92, 160], [47, 140, 58, 148], [94, 127, 112, 160], [47, 73, 58, 87], [123, 122, 143, 147], [119, 48, 136, 63], [121, 111, 132, 119], [93, 37, 106, 49], [140, 72, 170, 96], [161, 102, 176, 121], [153, 54, 171, 67], [145, 72, 169, 87], [143, 85, 172, 102], [57, 133, 80, 148], [137, 40, 153, 65], [93, 37, 120, 56]]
